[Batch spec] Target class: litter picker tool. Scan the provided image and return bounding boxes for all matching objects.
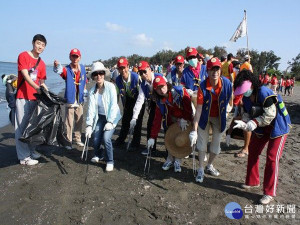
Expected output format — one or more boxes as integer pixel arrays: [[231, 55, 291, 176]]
[[192, 144, 197, 177], [81, 136, 89, 161], [126, 128, 133, 151], [144, 146, 152, 174]]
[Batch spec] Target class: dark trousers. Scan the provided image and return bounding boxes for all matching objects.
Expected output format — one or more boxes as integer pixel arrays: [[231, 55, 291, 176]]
[[284, 86, 290, 95], [147, 100, 157, 151], [117, 96, 145, 147]]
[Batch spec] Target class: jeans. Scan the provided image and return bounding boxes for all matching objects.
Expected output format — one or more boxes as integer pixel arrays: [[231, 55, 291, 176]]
[[93, 114, 115, 163]]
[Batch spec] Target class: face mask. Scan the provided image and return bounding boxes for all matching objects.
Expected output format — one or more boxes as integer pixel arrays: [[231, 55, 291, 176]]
[[188, 58, 198, 67], [243, 89, 253, 97]]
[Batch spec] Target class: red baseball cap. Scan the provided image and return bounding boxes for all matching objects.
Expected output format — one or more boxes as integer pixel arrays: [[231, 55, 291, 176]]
[[117, 57, 128, 68], [206, 57, 221, 70], [153, 76, 167, 90], [186, 47, 198, 58], [174, 55, 184, 64], [70, 48, 81, 57], [138, 61, 150, 71]]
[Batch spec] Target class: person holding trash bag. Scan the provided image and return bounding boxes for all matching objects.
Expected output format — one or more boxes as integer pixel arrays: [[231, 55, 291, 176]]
[[148, 77, 193, 172], [15, 34, 48, 166], [85, 62, 121, 172]]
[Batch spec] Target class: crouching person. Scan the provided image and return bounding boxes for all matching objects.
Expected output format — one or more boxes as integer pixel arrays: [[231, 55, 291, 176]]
[[147, 77, 193, 172], [85, 62, 121, 172]]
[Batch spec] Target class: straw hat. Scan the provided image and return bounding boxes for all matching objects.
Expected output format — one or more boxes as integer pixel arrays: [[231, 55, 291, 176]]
[[165, 122, 192, 158]]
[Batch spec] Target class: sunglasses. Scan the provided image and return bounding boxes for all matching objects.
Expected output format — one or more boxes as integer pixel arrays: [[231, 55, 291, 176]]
[[138, 70, 147, 75], [92, 71, 106, 77]]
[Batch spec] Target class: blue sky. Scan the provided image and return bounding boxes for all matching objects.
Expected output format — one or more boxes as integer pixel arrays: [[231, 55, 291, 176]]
[[1, 0, 299, 71]]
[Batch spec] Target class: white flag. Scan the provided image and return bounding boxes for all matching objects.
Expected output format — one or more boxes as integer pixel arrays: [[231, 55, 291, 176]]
[[230, 14, 247, 42]]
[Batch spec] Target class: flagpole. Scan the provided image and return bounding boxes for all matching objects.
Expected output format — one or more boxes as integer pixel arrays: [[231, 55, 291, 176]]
[[244, 10, 249, 56]]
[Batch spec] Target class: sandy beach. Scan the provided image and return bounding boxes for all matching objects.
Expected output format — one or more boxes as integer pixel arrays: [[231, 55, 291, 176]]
[[0, 84, 299, 225]]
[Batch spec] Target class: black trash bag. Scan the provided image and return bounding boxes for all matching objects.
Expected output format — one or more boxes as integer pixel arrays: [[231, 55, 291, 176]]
[[19, 87, 71, 147]]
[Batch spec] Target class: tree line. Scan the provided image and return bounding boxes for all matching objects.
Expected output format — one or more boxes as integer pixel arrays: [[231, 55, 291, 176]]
[[95, 45, 299, 80]]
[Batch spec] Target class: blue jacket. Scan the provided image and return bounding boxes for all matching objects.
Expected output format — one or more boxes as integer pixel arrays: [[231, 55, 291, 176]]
[[141, 73, 163, 99], [65, 64, 86, 104], [115, 71, 140, 105], [86, 81, 122, 131], [242, 86, 291, 138], [157, 86, 185, 130], [198, 77, 232, 132], [181, 64, 208, 91]]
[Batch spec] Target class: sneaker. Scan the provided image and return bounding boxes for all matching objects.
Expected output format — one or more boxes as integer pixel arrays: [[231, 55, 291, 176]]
[[174, 161, 181, 173], [259, 195, 273, 205], [75, 142, 85, 147], [31, 151, 41, 160], [20, 157, 38, 166], [241, 184, 260, 189], [106, 163, 114, 172], [204, 154, 207, 162], [91, 156, 100, 163], [195, 168, 204, 183], [65, 146, 73, 150], [162, 161, 173, 171], [205, 165, 220, 176]]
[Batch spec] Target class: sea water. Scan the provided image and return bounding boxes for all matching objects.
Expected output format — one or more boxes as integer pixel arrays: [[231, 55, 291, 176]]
[[0, 61, 65, 128]]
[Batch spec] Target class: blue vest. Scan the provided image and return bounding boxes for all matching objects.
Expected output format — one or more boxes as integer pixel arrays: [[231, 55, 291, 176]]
[[181, 64, 208, 91], [157, 86, 184, 131], [198, 77, 232, 132], [141, 73, 163, 100], [65, 64, 86, 104], [115, 72, 140, 105], [242, 86, 291, 138]]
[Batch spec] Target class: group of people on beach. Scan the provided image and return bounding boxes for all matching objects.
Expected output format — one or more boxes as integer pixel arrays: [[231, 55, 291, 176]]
[[11, 34, 292, 205]]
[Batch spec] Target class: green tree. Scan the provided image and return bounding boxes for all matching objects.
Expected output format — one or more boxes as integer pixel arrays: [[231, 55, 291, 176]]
[[288, 53, 300, 80]]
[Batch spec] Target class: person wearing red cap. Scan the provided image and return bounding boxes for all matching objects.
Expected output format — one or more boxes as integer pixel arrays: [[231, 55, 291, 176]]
[[130, 61, 165, 155], [166, 55, 185, 86], [148, 77, 193, 172], [181, 47, 208, 95], [114, 57, 145, 151], [233, 70, 291, 204], [15, 34, 48, 166], [189, 57, 232, 183], [53, 48, 87, 149]]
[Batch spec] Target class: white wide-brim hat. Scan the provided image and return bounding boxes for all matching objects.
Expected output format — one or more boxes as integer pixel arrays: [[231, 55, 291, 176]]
[[89, 61, 110, 79]]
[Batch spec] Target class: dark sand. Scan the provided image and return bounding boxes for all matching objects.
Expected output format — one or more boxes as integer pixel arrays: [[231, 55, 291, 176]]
[[0, 84, 299, 225]]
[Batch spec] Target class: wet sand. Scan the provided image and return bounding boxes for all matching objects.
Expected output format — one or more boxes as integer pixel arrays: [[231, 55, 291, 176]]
[[0, 84, 299, 225]]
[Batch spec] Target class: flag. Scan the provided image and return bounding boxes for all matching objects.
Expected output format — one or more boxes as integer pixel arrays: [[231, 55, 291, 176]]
[[230, 14, 247, 42]]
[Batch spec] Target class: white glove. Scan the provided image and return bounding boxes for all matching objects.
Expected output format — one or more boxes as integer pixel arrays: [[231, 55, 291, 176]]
[[233, 120, 257, 132], [226, 134, 231, 147], [147, 138, 155, 149], [103, 122, 114, 131], [189, 131, 198, 147], [179, 118, 189, 131], [227, 104, 233, 113], [130, 119, 137, 131], [85, 126, 92, 138], [186, 89, 194, 96]]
